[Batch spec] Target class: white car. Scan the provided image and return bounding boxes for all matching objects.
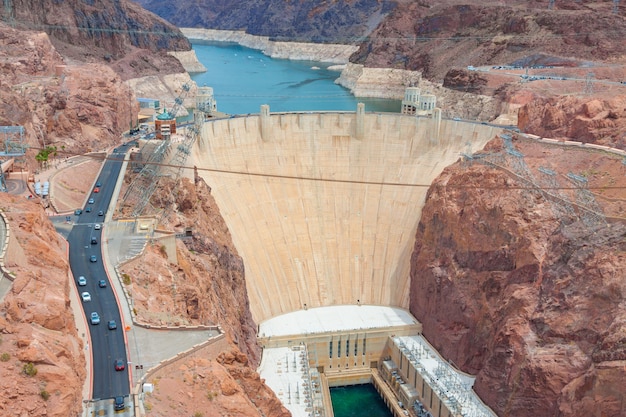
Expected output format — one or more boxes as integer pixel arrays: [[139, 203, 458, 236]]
[[90, 312, 100, 325], [78, 276, 87, 286], [81, 292, 91, 302], [94, 223, 101, 230]]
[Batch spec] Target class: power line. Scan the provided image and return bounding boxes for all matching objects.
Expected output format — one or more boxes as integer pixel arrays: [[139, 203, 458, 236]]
[[3, 19, 626, 45], [36, 149, 626, 192]]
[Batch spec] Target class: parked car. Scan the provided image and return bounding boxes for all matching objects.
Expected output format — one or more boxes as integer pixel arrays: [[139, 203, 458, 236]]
[[81, 292, 91, 302], [114, 358, 125, 371], [108, 320, 117, 330], [90, 312, 100, 325], [77, 276, 87, 286], [98, 279, 107, 288], [90, 255, 97, 263]]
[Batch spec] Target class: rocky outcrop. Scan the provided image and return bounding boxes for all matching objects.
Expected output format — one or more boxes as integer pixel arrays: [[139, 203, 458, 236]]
[[443, 68, 488, 94], [168, 50, 207, 73], [0, 194, 85, 417], [518, 95, 626, 149], [352, 2, 626, 81], [117, 174, 286, 416], [3, 0, 189, 61], [144, 339, 290, 417], [410, 137, 626, 417], [120, 174, 261, 365], [135, 0, 397, 43], [0, 23, 139, 172]]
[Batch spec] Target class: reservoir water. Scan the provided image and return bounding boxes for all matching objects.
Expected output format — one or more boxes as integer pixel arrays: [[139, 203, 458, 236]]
[[190, 42, 401, 115], [331, 384, 394, 417]]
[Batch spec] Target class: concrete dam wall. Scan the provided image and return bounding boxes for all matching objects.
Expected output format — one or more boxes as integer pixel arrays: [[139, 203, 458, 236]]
[[191, 112, 502, 323]]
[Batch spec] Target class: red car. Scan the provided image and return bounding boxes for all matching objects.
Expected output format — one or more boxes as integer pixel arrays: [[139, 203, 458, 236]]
[[93, 187, 100, 193], [114, 359, 125, 371]]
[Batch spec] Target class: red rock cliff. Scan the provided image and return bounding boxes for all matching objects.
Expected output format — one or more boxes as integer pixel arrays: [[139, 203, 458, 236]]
[[410, 137, 626, 417], [0, 193, 85, 416]]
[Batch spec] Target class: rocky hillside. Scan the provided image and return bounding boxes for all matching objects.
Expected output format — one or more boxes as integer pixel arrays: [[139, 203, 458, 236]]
[[410, 137, 626, 417], [518, 95, 626, 147], [117, 174, 292, 416], [0, 22, 136, 172], [133, 0, 397, 42], [3, 0, 189, 60], [353, 1, 626, 80], [0, 194, 85, 417], [119, 174, 262, 364]]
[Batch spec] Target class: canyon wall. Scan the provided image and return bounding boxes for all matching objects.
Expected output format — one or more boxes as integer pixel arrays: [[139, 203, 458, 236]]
[[0, 194, 85, 417], [181, 28, 358, 64], [410, 136, 626, 417]]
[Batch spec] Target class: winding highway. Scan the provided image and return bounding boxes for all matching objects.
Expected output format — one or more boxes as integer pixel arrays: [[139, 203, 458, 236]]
[[67, 146, 130, 403]]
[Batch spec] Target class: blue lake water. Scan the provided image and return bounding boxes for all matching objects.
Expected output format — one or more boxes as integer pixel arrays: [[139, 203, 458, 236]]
[[190, 42, 401, 115]]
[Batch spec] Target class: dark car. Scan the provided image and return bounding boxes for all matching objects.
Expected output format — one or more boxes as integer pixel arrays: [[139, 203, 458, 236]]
[[91, 236, 98, 245], [98, 279, 107, 288], [95, 181, 102, 187], [85, 207, 92, 213], [90, 255, 97, 263], [74, 209, 82, 215], [108, 320, 117, 330], [114, 359, 125, 371], [114, 396, 125, 411]]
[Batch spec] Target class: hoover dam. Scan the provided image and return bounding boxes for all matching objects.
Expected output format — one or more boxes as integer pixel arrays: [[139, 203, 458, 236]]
[[190, 108, 504, 323]]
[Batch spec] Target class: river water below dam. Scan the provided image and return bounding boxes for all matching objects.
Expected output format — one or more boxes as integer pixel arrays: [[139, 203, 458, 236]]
[[190, 42, 401, 115]]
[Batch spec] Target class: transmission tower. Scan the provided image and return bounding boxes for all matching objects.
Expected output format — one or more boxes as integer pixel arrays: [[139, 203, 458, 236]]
[[2, 0, 15, 26], [168, 82, 191, 119], [566, 172, 606, 227], [0, 126, 27, 192], [584, 72, 595, 95], [121, 82, 207, 218], [121, 140, 169, 217], [538, 167, 576, 221]]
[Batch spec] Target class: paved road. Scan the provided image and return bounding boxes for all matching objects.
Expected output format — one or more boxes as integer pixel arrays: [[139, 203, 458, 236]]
[[67, 147, 130, 401]]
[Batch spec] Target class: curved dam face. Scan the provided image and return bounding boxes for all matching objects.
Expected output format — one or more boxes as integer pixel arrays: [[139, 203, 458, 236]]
[[191, 112, 502, 323]]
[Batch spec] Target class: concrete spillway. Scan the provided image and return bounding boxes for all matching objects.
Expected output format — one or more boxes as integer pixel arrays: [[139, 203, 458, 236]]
[[191, 112, 502, 323]]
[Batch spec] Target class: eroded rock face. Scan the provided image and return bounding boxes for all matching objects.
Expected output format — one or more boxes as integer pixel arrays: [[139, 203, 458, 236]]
[[118, 174, 287, 416], [120, 174, 261, 365], [0, 193, 85, 417], [352, 2, 626, 81], [409, 137, 626, 417], [4, 0, 189, 60], [518, 95, 626, 148], [145, 341, 290, 417], [0, 23, 138, 172]]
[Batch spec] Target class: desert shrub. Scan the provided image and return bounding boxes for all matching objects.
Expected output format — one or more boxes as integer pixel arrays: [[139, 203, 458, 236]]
[[122, 273, 131, 285], [0, 353, 10, 362], [40, 390, 50, 400], [23, 362, 37, 377]]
